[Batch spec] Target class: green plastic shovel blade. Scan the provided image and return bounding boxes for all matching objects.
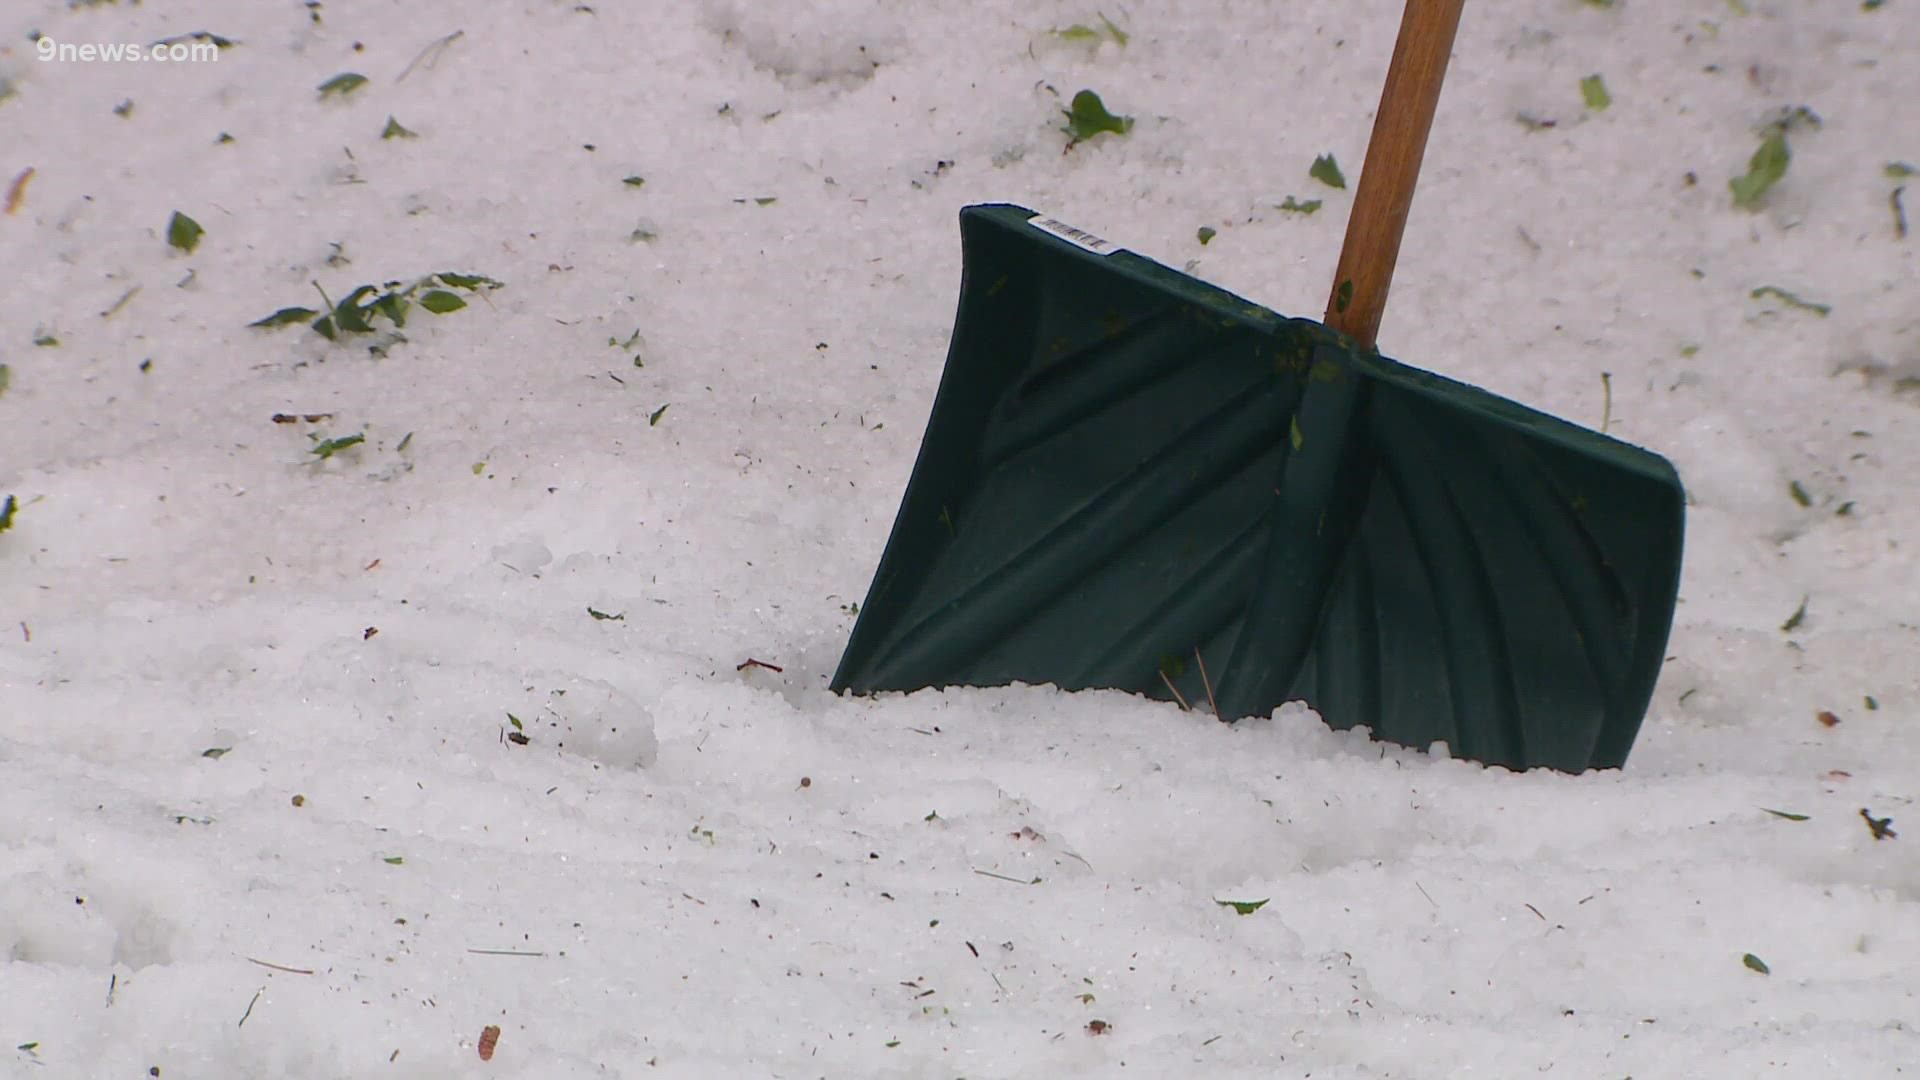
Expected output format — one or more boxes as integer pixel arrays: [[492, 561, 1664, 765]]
[[832, 205, 1684, 772]]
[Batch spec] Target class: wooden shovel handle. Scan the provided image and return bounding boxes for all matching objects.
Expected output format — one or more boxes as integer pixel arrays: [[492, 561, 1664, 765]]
[[1323, 0, 1466, 350]]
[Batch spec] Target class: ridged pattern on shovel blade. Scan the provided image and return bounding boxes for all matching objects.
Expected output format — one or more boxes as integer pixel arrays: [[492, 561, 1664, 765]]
[[832, 204, 1683, 773]]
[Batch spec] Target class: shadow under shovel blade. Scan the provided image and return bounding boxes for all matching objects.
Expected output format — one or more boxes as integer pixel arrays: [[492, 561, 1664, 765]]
[[831, 204, 1684, 773]]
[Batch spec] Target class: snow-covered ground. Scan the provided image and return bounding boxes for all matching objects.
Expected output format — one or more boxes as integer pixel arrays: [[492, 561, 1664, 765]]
[[2, 0, 1916, 1075]]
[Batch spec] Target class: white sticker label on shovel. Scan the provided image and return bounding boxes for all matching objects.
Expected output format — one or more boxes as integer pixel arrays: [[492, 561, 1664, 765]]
[[1027, 214, 1117, 255]]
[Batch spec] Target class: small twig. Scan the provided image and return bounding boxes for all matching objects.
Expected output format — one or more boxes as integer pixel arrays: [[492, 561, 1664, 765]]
[[1524, 902, 1546, 921], [396, 29, 464, 82], [1158, 669, 1192, 711], [736, 657, 784, 673], [237, 988, 263, 1027], [246, 957, 315, 975], [1194, 647, 1220, 718], [465, 948, 547, 957], [1893, 186, 1909, 240], [972, 868, 1038, 885], [100, 286, 141, 320], [1414, 880, 1437, 908], [1599, 371, 1613, 433], [105, 973, 116, 1007]]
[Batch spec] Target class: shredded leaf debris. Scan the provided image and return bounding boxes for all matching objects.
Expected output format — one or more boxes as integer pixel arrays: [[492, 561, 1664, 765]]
[[309, 433, 366, 460], [1309, 153, 1347, 189], [1781, 596, 1808, 633], [1580, 74, 1611, 110], [1750, 285, 1830, 317], [1062, 89, 1132, 145], [318, 72, 368, 98], [166, 211, 204, 253], [1729, 133, 1789, 209]]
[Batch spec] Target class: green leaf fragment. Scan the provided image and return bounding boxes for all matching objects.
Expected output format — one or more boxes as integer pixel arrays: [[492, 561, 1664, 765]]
[[1335, 279, 1354, 314], [1196, 225, 1216, 245], [1062, 89, 1133, 144], [1309, 153, 1346, 189], [1580, 74, 1611, 110], [649, 404, 669, 426], [1865, 695, 1879, 710], [418, 289, 466, 314], [249, 306, 320, 329], [1278, 196, 1323, 215], [373, 293, 409, 328], [0, 363, 9, 397], [383, 855, 404, 865], [318, 72, 368, 98], [753, 196, 777, 206], [507, 712, 523, 731], [1789, 480, 1811, 507], [0, 495, 15, 534], [1888, 162, 1917, 178], [1743, 952, 1770, 975], [330, 285, 378, 334], [436, 271, 502, 290], [1289, 415, 1304, 451], [32, 334, 57, 347], [623, 175, 646, 187], [1054, 13, 1128, 46], [1781, 596, 1808, 633], [1750, 285, 1830, 317], [380, 115, 417, 139], [587, 607, 625, 621], [167, 211, 204, 253], [309, 432, 366, 460], [1729, 133, 1789, 209], [1216, 898, 1270, 916], [1761, 808, 1810, 821], [201, 747, 231, 759]]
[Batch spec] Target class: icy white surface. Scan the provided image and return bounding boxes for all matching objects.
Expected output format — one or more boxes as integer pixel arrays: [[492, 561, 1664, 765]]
[[2, 0, 1917, 1076]]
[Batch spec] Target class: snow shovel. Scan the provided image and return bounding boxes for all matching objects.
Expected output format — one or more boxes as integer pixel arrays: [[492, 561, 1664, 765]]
[[829, 0, 1684, 772]]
